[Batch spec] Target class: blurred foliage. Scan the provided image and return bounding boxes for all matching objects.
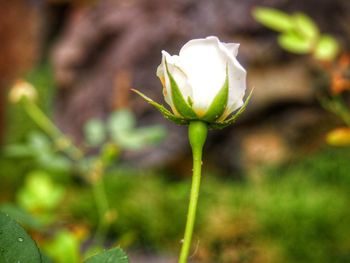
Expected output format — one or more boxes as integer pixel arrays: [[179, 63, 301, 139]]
[[43, 231, 81, 263], [4, 152, 350, 263], [63, 147, 350, 262], [84, 247, 129, 263], [85, 109, 166, 150], [17, 171, 65, 223], [5, 63, 55, 144], [0, 212, 128, 263], [252, 7, 339, 61], [4, 132, 72, 175], [1, 66, 165, 262], [0, 63, 56, 200], [253, 7, 350, 149]]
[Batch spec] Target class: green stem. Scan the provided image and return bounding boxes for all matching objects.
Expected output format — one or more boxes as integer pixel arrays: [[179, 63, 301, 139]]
[[179, 121, 208, 263], [91, 161, 110, 243], [21, 98, 83, 160], [21, 97, 111, 244]]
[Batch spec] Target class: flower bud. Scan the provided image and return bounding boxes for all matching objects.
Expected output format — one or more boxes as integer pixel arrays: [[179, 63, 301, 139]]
[[157, 36, 246, 123], [9, 80, 38, 104], [134, 36, 251, 129]]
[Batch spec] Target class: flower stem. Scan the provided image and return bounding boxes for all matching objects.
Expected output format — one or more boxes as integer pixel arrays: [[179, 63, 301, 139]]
[[179, 121, 208, 263], [21, 98, 83, 160], [90, 160, 110, 244]]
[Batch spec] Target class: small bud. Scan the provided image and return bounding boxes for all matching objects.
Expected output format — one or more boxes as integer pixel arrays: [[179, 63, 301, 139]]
[[9, 80, 38, 104]]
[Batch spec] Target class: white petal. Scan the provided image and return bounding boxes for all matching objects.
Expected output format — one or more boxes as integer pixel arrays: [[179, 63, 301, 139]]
[[216, 40, 246, 120], [223, 42, 240, 57], [157, 51, 192, 116], [179, 36, 229, 116]]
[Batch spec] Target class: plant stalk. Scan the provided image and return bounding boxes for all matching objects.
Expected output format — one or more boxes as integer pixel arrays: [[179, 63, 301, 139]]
[[21, 98, 83, 160], [178, 121, 208, 263], [90, 160, 110, 244]]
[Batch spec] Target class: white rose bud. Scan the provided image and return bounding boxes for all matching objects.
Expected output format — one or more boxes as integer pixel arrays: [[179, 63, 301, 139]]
[[133, 36, 251, 129]]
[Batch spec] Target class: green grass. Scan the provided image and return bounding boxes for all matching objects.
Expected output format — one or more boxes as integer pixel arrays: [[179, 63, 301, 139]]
[[67, 147, 350, 262]]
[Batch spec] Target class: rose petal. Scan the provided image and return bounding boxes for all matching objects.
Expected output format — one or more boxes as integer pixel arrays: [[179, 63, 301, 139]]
[[179, 37, 228, 116], [158, 51, 193, 117]]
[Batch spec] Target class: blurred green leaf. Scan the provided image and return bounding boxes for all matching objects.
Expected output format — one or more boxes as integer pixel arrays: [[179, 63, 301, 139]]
[[77, 157, 96, 174], [0, 212, 42, 263], [0, 203, 42, 230], [252, 7, 294, 32], [28, 132, 51, 152], [134, 126, 167, 144], [43, 231, 80, 263], [313, 35, 339, 61], [17, 171, 65, 212], [293, 12, 319, 41], [108, 110, 135, 135], [108, 109, 166, 149], [113, 132, 146, 150], [113, 126, 166, 150], [37, 153, 71, 173], [278, 32, 313, 54], [3, 144, 35, 158], [84, 247, 129, 263], [319, 96, 350, 126], [84, 119, 106, 146]]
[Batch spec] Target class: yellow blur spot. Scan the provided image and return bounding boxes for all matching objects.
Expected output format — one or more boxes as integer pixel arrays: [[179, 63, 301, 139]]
[[326, 127, 350, 146]]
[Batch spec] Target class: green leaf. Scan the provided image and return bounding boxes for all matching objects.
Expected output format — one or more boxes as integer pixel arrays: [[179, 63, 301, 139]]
[[112, 126, 166, 150], [165, 60, 197, 119], [202, 70, 229, 122], [37, 154, 71, 173], [3, 144, 35, 158], [293, 13, 319, 41], [29, 132, 51, 152], [132, 89, 188, 125], [107, 110, 136, 135], [211, 89, 253, 129], [0, 203, 42, 230], [135, 126, 167, 144], [112, 133, 143, 150], [278, 32, 313, 54], [17, 171, 65, 212], [313, 35, 339, 61], [0, 212, 42, 263], [252, 7, 294, 32], [43, 231, 80, 263], [84, 247, 129, 263], [108, 110, 138, 147], [84, 119, 106, 146]]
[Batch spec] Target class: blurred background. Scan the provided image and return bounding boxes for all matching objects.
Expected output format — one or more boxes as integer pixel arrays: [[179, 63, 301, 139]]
[[1, 0, 350, 262]]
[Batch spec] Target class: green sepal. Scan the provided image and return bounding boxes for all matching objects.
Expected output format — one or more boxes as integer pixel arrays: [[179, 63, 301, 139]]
[[132, 89, 189, 125], [164, 60, 198, 119], [202, 68, 229, 122], [210, 89, 253, 129]]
